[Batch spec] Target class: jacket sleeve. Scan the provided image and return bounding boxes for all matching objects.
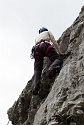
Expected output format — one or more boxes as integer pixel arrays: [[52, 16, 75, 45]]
[[48, 31, 62, 54]]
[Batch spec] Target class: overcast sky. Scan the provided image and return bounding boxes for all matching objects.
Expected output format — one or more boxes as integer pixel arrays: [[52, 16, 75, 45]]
[[0, 0, 84, 125]]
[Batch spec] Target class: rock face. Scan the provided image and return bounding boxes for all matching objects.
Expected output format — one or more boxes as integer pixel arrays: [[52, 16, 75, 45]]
[[7, 6, 84, 125]]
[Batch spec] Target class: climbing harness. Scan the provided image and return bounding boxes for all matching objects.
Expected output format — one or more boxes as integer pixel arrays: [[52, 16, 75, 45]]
[[30, 40, 53, 59]]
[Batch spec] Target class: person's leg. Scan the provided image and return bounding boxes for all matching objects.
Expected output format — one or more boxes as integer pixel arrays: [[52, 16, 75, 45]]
[[32, 56, 43, 95], [48, 58, 63, 78], [46, 48, 63, 78]]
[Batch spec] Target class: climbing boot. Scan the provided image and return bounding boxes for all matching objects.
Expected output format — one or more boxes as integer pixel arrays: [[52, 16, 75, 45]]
[[32, 84, 40, 95]]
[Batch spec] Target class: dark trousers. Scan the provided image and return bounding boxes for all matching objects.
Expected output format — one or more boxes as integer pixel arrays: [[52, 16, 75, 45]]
[[32, 42, 63, 92]]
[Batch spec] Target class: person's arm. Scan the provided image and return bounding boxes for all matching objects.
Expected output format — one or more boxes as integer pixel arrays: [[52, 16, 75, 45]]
[[48, 31, 64, 55]]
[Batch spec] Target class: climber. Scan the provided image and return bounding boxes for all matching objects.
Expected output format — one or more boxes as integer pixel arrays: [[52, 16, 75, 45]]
[[30, 27, 65, 95]]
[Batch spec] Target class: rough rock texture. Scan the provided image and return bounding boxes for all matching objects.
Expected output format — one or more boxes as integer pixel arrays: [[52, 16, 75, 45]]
[[7, 6, 84, 125]]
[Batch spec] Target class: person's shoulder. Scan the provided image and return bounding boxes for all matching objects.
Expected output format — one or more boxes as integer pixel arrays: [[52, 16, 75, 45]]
[[48, 31, 53, 35], [36, 31, 48, 39], [35, 31, 52, 43]]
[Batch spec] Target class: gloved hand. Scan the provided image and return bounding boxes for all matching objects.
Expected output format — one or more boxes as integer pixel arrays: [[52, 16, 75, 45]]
[[59, 52, 65, 58], [60, 51, 71, 59]]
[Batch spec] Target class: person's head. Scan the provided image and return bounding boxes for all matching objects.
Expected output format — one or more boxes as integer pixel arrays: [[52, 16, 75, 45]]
[[39, 27, 48, 34]]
